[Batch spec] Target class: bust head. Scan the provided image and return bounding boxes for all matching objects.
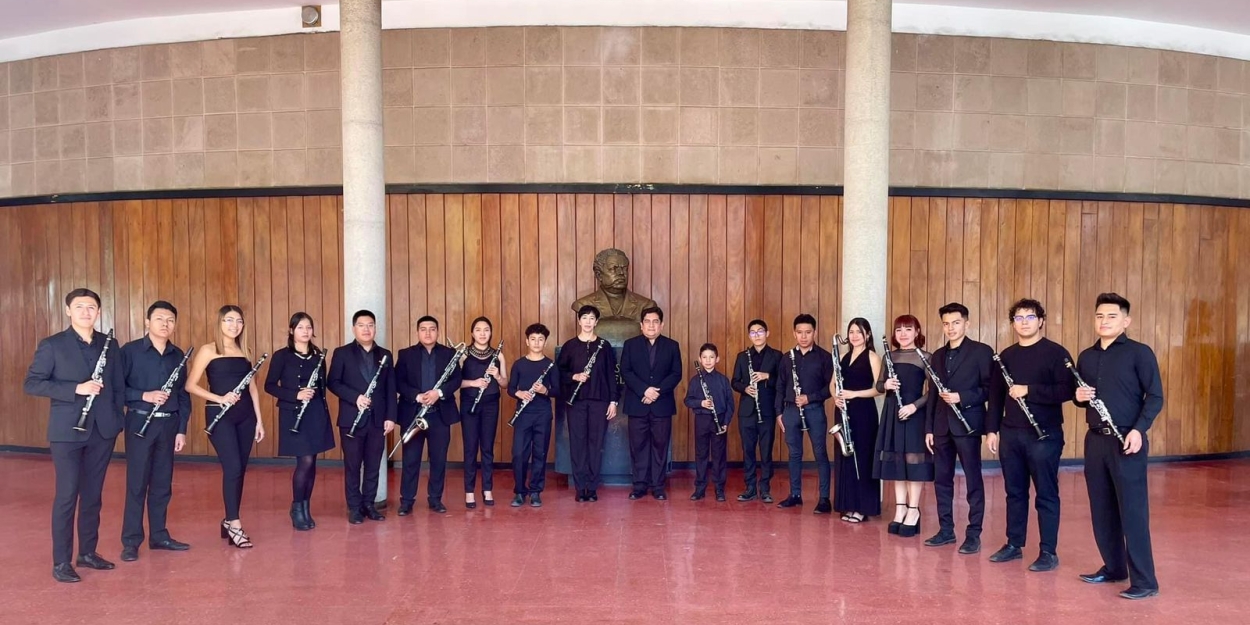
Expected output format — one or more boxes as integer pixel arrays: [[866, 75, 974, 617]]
[[593, 248, 630, 296]]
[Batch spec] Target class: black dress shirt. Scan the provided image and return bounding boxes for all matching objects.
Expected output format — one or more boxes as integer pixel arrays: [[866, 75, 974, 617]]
[[774, 345, 834, 415], [1074, 333, 1164, 433], [120, 336, 192, 434], [557, 337, 620, 403]]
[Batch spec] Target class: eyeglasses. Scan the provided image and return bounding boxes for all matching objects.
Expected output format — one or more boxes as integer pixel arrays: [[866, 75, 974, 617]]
[[748, 330, 766, 337], [1012, 315, 1039, 323]]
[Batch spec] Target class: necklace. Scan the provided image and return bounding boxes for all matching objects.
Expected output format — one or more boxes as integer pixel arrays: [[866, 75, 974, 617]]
[[468, 344, 494, 359]]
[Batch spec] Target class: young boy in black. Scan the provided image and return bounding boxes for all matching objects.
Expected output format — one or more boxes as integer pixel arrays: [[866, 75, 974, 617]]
[[507, 324, 560, 508], [684, 343, 734, 501]]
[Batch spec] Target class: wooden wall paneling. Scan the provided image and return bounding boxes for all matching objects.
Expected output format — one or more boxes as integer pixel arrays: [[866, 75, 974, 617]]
[[537, 194, 559, 345], [632, 195, 653, 302], [574, 194, 596, 299], [425, 194, 448, 330], [669, 195, 691, 462], [594, 194, 614, 254], [464, 194, 484, 342], [498, 193, 521, 457], [406, 194, 428, 338], [479, 194, 504, 459], [388, 195, 410, 350], [707, 194, 728, 445], [724, 195, 746, 462], [555, 195, 578, 350], [614, 194, 633, 262], [444, 193, 467, 461], [906, 198, 928, 332]]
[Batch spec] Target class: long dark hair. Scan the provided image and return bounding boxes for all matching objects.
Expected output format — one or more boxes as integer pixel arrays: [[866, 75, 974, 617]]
[[847, 317, 876, 352], [470, 316, 493, 345], [287, 312, 319, 355]]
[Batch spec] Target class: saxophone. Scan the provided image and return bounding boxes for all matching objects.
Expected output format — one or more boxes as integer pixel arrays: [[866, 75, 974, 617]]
[[289, 350, 326, 434], [828, 336, 857, 475], [74, 329, 115, 432]]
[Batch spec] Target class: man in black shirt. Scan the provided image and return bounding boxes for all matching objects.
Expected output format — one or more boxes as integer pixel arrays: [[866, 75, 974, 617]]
[[1073, 293, 1164, 600], [620, 307, 683, 500], [731, 319, 781, 503], [986, 299, 1073, 572], [119, 301, 193, 562], [556, 305, 620, 503], [395, 316, 463, 514], [774, 313, 834, 514]]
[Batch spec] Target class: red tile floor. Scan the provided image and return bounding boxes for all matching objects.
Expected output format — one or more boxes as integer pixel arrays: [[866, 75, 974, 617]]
[[1, 453, 1246, 624]]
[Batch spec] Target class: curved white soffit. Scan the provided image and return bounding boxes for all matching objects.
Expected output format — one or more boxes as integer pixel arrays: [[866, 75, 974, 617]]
[[2, 0, 1249, 63]]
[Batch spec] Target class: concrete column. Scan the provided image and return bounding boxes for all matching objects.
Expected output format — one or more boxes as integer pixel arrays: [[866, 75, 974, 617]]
[[340, 0, 388, 503], [842, 0, 892, 344]]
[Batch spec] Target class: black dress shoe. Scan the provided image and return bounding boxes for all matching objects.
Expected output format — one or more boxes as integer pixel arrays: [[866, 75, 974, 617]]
[[777, 495, 803, 508], [958, 537, 981, 555], [52, 563, 81, 583], [737, 490, 757, 502], [588, 490, 599, 502], [429, 501, 447, 514], [483, 495, 495, 507], [511, 494, 526, 507], [120, 546, 139, 562], [76, 552, 115, 570], [629, 490, 645, 500], [1079, 568, 1127, 584], [924, 531, 957, 547], [653, 491, 667, 500], [150, 538, 190, 551], [761, 492, 774, 504], [813, 498, 833, 514], [690, 491, 706, 501], [1029, 552, 1059, 572], [466, 500, 477, 510], [1119, 586, 1159, 600], [397, 502, 414, 516], [530, 493, 542, 507], [715, 489, 726, 502], [363, 506, 385, 521], [988, 544, 1023, 563], [348, 509, 365, 524]]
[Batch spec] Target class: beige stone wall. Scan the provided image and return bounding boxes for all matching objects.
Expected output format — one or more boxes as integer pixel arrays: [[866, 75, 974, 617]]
[[1, 28, 1248, 198]]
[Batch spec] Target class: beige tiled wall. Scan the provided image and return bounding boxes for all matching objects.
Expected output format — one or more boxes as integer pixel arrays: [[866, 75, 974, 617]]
[[1, 28, 1248, 197]]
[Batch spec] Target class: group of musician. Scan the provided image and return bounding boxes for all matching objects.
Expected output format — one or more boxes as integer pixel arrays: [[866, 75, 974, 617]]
[[25, 288, 1163, 600]]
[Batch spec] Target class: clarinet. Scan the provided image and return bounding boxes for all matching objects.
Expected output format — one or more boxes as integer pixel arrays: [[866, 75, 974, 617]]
[[289, 350, 326, 434], [205, 353, 268, 436], [1065, 358, 1126, 448], [469, 340, 505, 413], [508, 361, 556, 427], [915, 348, 974, 434], [136, 345, 194, 438], [788, 348, 809, 432], [745, 347, 762, 424], [347, 354, 388, 439], [74, 329, 115, 432], [696, 362, 727, 435], [566, 339, 605, 406], [828, 336, 857, 475], [993, 353, 1048, 440], [881, 335, 904, 411], [391, 342, 468, 458]]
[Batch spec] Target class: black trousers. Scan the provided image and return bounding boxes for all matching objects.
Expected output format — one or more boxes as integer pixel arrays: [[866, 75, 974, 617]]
[[511, 410, 552, 494], [568, 400, 609, 491], [1084, 430, 1157, 590], [628, 413, 672, 492], [739, 412, 775, 493], [694, 413, 728, 491], [1000, 425, 1064, 554], [781, 404, 830, 498], [462, 399, 499, 493], [341, 426, 384, 511], [401, 422, 451, 505], [207, 415, 255, 522], [49, 427, 117, 564], [122, 414, 177, 548], [933, 432, 985, 538]]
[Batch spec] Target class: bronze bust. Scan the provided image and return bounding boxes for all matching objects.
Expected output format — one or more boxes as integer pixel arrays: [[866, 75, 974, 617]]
[[570, 248, 657, 344]]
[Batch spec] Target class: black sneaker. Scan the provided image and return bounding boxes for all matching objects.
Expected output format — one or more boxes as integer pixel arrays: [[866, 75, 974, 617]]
[[989, 544, 1023, 563], [813, 498, 832, 514], [530, 493, 542, 507], [736, 490, 757, 502], [777, 495, 803, 508], [1029, 552, 1059, 572], [511, 494, 526, 507]]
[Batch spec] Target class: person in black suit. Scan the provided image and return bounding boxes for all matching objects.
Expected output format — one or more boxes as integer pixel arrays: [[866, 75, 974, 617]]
[[327, 310, 396, 525], [620, 307, 682, 500], [23, 288, 125, 583], [118, 300, 192, 563], [775, 313, 835, 514], [923, 302, 992, 555], [730, 319, 781, 503], [396, 315, 463, 515]]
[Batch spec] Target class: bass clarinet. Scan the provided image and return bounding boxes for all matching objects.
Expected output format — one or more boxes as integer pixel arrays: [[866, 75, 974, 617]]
[[509, 361, 555, 427], [881, 335, 904, 411], [1065, 358, 1126, 448], [391, 342, 468, 458], [696, 362, 727, 435], [346, 354, 388, 439], [915, 348, 974, 434], [566, 339, 604, 406], [289, 350, 326, 434], [828, 335, 858, 477], [788, 348, 809, 432], [136, 346, 193, 438], [993, 354, 1048, 440], [205, 353, 269, 436], [470, 340, 505, 413], [74, 329, 115, 432], [745, 347, 762, 424]]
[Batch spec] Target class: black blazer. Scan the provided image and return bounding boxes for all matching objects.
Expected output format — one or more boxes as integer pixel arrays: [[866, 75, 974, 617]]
[[730, 345, 782, 419], [925, 338, 993, 437], [395, 343, 463, 428], [264, 347, 330, 411], [619, 334, 683, 417], [327, 342, 396, 429], [24, 328, 125, 443]]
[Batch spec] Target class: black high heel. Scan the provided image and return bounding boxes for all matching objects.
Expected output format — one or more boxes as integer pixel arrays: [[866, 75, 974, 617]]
[[220, 519, 230, 539], [466, 495, 477, 510], [899, 506, 921, 538], [225, 524, 253, 549], [888, 503, 906, 535], [483, 492, 495, 507]]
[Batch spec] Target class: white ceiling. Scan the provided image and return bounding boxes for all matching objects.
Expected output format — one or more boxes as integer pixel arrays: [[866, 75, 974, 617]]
[[1, 0, 1247, 40]]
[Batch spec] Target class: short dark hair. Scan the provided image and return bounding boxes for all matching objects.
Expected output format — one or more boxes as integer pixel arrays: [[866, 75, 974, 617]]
[[417, 315, 439, 328], [640, 306, 664, 323], [747, 319, 768, 332], [147, 300, 177, 319], [793, 313, 817, 329], [524, 323, 550, 338], [891, 314, 926, 350], [1095, 292, 1131, 314], [577, 305, 601, 320], [65, 288, 101, 307], [1008, 298, 1046, 322], [699, 343, 718, 356], [352, 310, 375, 324], [938, 302, 969, 319]]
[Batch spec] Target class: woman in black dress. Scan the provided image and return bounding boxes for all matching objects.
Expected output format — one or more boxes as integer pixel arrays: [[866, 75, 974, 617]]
[[265, 313, 335, 530], [185, 305, 265, 548], [459, 317, 509, 508], [872, 314, 934, 538], [832, 317, 882, 523]]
